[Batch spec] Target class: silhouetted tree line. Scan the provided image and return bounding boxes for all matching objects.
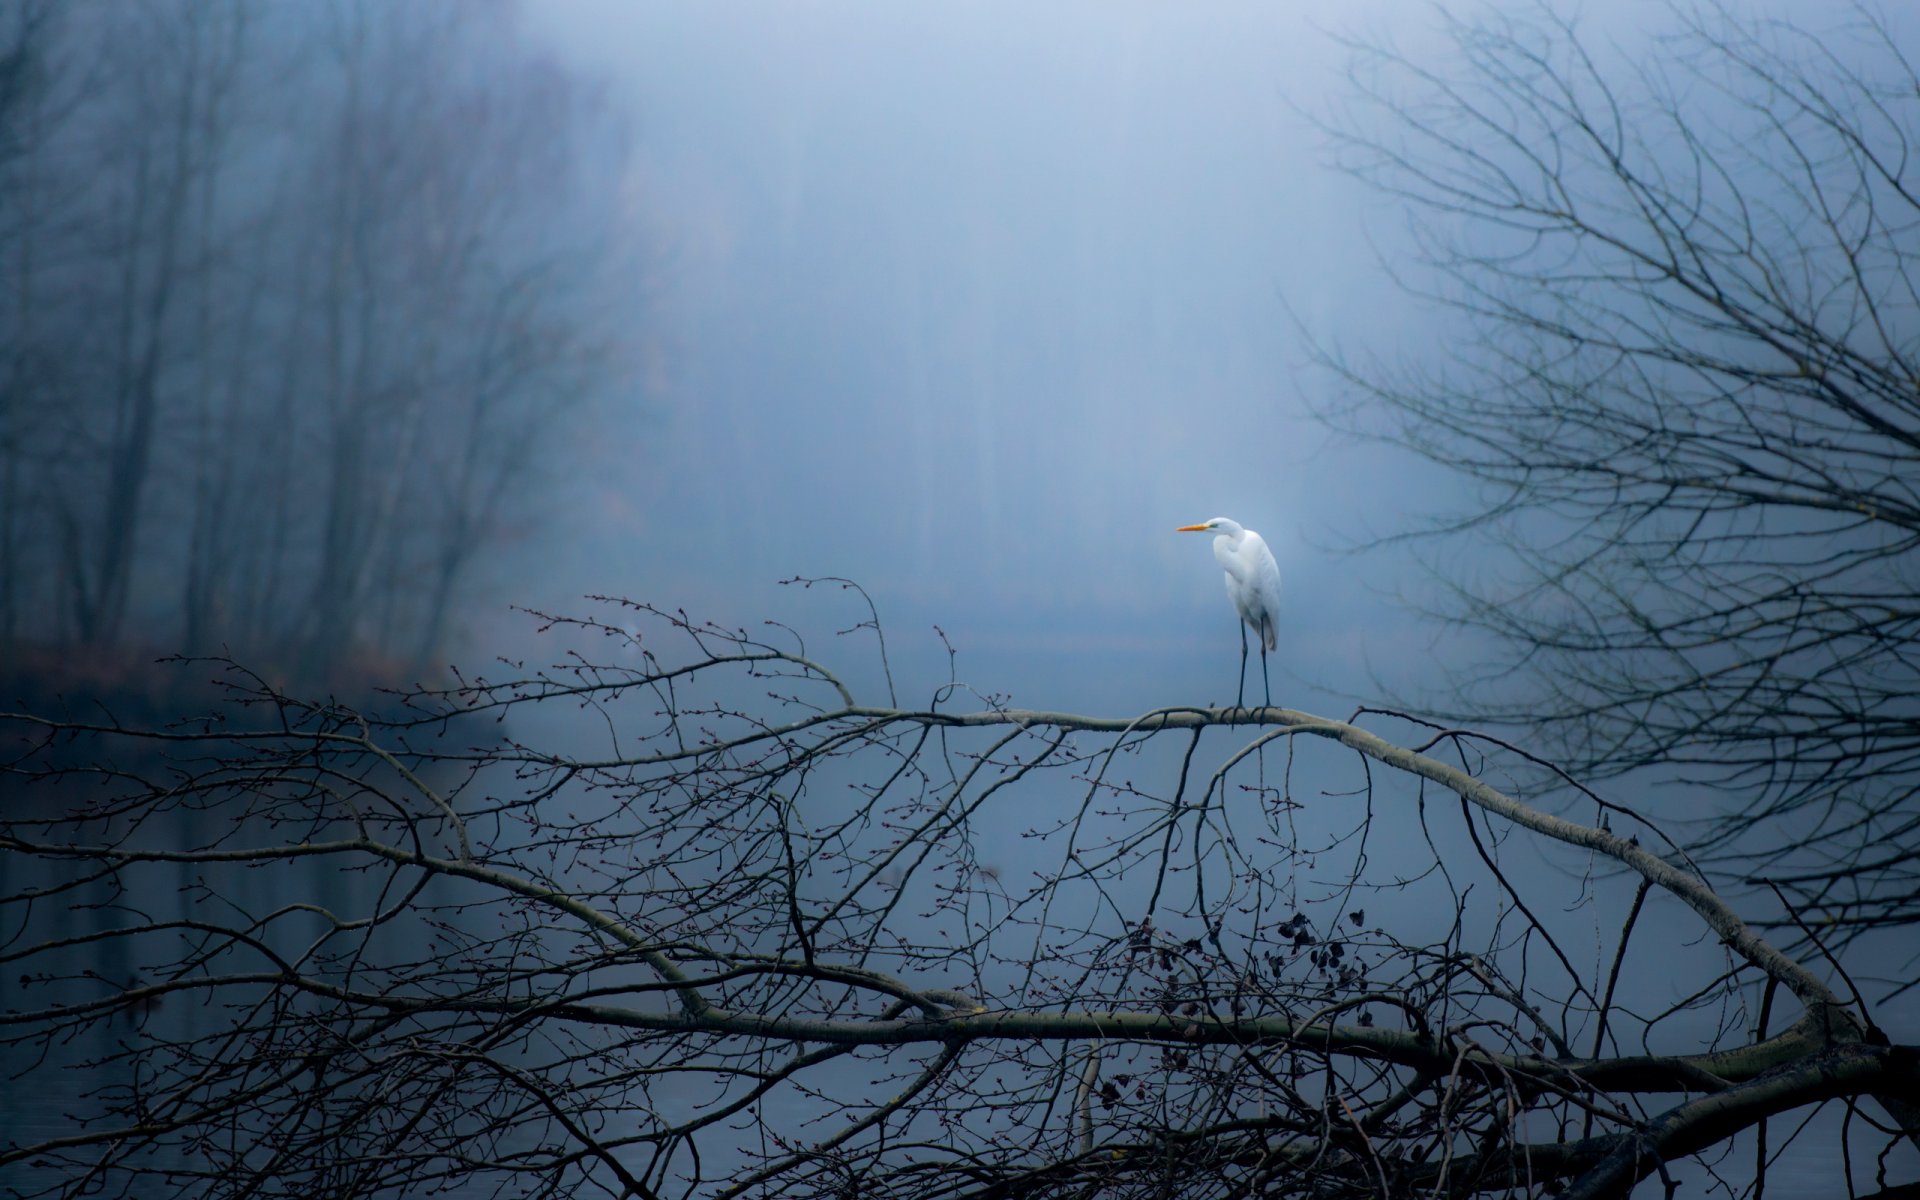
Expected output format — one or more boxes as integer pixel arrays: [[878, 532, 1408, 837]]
[[0, 0, 635, 688]]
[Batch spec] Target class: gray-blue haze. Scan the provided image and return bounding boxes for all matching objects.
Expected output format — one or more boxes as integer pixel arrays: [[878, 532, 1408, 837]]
[[7, 1, 1915, 1194], [513, 0, 1461, 709]]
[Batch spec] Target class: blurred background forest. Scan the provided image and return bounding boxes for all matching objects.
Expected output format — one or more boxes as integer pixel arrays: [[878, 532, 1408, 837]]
[[0, 0, 641, 707], [0, 0, 1448, 729]]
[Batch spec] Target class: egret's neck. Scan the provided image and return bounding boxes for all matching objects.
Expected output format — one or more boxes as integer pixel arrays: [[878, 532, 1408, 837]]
[[1211, 529, 1243, 568]]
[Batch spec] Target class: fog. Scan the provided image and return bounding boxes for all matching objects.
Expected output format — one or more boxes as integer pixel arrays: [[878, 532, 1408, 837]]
[[4, 0, 1915, 1194], [7, 0, 1899, 719], [0, 0, 1686, 711], [515, 0, 1476, 716]]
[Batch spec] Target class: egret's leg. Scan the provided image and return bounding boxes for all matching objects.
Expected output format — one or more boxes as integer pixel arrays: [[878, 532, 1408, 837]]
[[1260, 646, 1271, 711], [1236, 622, 1249, 712]]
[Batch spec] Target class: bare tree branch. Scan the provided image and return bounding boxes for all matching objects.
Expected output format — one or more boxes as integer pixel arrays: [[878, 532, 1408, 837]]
[[2, 600, 1911, 1197]]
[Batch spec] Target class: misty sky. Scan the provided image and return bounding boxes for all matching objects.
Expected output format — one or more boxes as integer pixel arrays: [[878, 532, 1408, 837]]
[[510, 0, 1510, 715], [506, 0, 1916, 760]]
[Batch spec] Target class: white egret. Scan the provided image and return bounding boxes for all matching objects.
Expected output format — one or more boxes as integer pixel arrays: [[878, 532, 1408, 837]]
[[1177, 517, 1281, 710]]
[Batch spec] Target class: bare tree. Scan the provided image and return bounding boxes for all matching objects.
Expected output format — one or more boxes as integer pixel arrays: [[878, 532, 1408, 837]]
[[1314, 4, 1920, 948], [0, 0, 61, 643], [254, 0, 634, 677], [0, 0, 635, 683], [4, 596, 1914, 1199]]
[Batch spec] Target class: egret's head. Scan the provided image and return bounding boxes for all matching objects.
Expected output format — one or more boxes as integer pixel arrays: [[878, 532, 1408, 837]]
[[1177, 517, 1241, 537]]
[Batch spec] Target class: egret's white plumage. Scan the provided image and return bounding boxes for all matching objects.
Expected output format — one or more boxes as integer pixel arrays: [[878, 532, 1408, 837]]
[[1178, 517, 1282, 709]]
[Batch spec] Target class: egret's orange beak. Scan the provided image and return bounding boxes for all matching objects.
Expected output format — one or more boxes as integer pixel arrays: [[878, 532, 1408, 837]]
[[1175, 524, 1209, 533]]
